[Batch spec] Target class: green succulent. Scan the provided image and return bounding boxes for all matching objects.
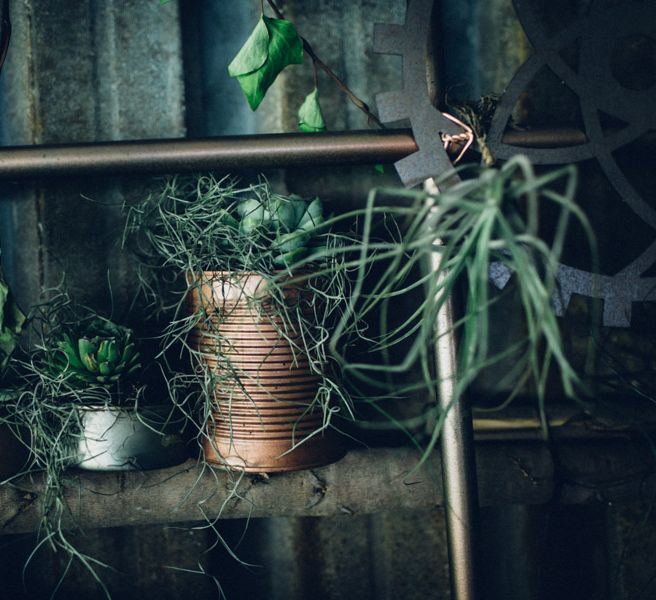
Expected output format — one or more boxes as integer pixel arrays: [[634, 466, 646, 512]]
[[129, 177, 329, 273], [0, 265, 25, 373], [237, 194, 324, 265], [51, 318, 140, 385]]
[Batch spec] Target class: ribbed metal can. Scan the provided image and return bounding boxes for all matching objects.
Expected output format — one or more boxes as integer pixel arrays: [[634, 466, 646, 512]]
[[75, 405, 188, 471], [187, 272, 343, 473]]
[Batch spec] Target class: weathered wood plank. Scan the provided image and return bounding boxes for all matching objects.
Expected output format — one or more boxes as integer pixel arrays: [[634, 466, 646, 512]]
[[0, 441, 652, 535]]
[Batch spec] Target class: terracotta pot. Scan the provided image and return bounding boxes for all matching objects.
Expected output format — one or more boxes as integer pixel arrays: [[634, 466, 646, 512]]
[[187, 271, 343, 473], [74, 405, 188, 471]]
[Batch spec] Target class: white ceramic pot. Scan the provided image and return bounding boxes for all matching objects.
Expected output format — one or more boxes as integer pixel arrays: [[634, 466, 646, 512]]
[[75, 405, 188, 471]]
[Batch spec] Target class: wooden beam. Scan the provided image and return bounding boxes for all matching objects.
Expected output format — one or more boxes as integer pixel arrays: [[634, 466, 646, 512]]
[[1, 440, 653, 535]]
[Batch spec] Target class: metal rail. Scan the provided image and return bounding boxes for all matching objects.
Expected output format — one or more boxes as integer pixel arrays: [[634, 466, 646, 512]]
[[434, 283, 480, 600], [425, 177, 480, 600], [0, 130, 415, 180], [0, 128, 594, 181]]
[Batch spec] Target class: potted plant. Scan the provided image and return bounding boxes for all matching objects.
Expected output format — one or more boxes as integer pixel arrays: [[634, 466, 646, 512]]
[[0, 260, 28, 479], [20, 292, 188, 473], [127, 175, 352, 472], [11, 291, 189, 594], [128, 157, 592, 472]]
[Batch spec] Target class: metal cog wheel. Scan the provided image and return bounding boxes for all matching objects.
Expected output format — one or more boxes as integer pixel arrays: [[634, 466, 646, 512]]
[[374, 0, 656, 327], [373, 0, 462, 188]]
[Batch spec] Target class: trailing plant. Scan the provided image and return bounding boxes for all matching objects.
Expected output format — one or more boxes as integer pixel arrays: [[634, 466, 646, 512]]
[[126, 175, 356, 459], [127, 156, 593, 462], [14, 292, 151, 598]]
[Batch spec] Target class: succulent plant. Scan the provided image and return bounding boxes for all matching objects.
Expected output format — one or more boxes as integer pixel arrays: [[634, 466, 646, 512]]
[[129, 177, 328, 273], [0, 265, 25, 373], [51, 318, 140, 385], [238, 194, 324, 265]]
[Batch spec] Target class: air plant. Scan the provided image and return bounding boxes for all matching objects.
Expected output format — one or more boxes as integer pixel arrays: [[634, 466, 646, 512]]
[[13, 292, 150, 598], [325, 155, 595, 456], [127, 158, 594, 464]]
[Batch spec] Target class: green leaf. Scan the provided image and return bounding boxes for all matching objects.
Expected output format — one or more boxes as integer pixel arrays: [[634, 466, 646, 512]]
[[218, 212, 240, 231], [78, 338, 98, 373], [275, 231, 310, 253], [105, 340, 119, 366], [296, 197, 323, 231], [227, 17, 270, 77], [272, 197, 307, 231], [273, 247, 307, 266], [298, 88, 326, 132], [239, 199, 269, 234], [98, 361, 112, 376], [229, 16, 304, 111], [57, 337, 84, 372], [96, 340, 109, 363], [374, 164, 385, 174]]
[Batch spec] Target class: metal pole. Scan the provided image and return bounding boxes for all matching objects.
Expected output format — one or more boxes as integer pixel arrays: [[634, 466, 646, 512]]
[[434, 289, 480, 600], [0, 127, 616, 182], [426, 179, 480, 600], [0, 130, 417, 181]]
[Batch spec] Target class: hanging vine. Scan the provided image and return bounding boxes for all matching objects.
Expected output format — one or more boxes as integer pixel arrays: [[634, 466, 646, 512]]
[[228, 0, 384, 131]]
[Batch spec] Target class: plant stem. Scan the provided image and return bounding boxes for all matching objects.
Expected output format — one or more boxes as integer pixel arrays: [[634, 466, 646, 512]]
[[265, 0, 384, 129]]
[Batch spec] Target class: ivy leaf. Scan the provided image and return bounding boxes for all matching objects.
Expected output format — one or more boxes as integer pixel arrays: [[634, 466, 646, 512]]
[[298, 88, 326, 132], [228, 16, 304, 111], [228, 17, 270, 78]]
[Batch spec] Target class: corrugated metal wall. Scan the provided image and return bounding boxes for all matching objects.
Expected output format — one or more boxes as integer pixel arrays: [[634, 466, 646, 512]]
[[0, 1, 655, 598]]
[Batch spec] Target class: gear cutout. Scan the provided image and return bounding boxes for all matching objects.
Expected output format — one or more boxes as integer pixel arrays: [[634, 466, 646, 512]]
[[375, 0, 656, 327], [373, 0, 463, 188]]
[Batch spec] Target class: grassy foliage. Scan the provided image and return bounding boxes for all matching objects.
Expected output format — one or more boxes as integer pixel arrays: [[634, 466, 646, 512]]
[[127, 157, 594, 462], [330, 156, 596, 449], [127, 176, 359, 459], [9, 292, 154, 598]]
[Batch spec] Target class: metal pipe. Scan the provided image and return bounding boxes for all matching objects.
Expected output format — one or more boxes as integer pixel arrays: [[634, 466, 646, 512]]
[[434, 285, 480, 600], [0, 130, 418, 181], [0, 127, 604, 182], [426, 180, 480, 600]]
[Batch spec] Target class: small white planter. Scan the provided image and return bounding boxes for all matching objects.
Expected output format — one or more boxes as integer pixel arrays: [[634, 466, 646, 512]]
[[75, 405, 187, 471]]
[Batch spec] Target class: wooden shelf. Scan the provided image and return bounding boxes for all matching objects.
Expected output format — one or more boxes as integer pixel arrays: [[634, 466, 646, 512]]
[[1, 439, 654, 535]]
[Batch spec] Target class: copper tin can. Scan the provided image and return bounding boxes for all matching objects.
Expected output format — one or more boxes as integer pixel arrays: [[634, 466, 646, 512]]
[[187, 272, 343, 473]]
